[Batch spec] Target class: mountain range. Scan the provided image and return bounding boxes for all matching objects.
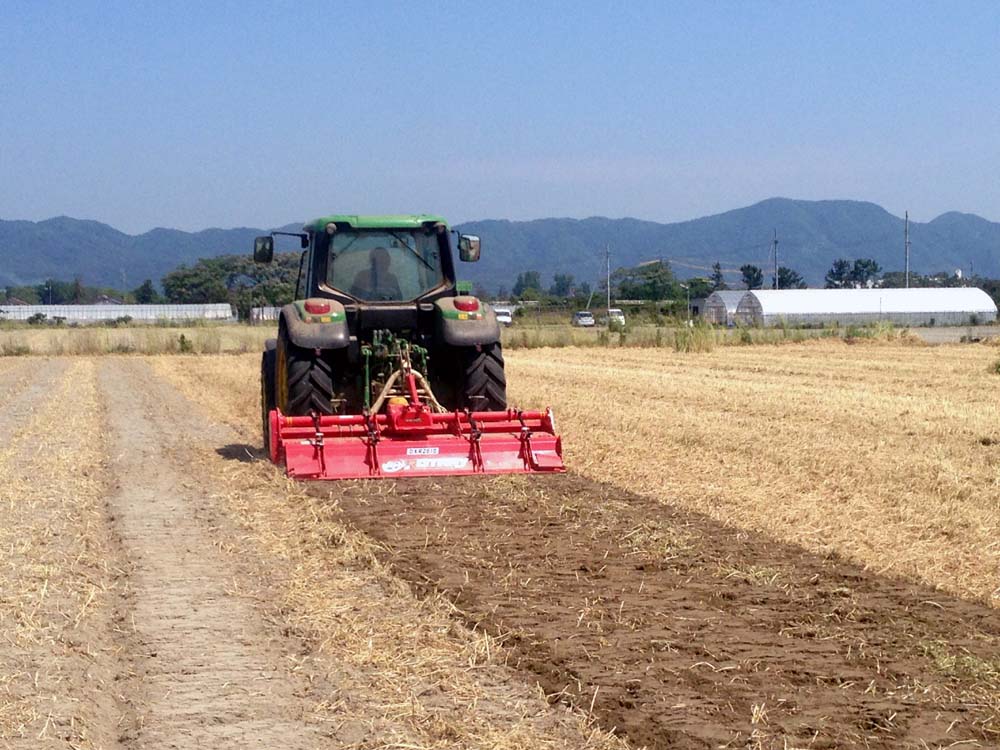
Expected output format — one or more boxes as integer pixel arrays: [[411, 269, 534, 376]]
[[2, 199, 998, 292]]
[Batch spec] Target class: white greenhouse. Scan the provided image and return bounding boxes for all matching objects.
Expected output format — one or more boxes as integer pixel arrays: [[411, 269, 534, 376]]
[[0, 303, 235, 323], [702, 291, 747, 326], [735, 288, 998, 327]]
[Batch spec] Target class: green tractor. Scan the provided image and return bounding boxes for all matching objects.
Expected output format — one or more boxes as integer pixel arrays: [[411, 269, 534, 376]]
[[254, 215, 518, 476]]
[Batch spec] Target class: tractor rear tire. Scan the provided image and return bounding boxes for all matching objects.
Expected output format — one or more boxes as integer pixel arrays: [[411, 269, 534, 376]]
[[460, 342, 507, 411], [261, 346, 276, 451], [277, 325, 335, 416]]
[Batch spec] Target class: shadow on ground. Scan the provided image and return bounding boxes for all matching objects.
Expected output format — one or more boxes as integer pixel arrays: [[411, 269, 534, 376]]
[[215, 443, 263, 463]]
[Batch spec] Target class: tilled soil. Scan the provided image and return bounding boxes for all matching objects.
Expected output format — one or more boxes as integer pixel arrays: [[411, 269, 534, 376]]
[[325, 474, 1000, 749]]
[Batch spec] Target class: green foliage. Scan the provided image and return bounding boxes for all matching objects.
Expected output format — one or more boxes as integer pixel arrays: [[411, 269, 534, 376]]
[[2, 278, 126, 305], [844, 321, 898, 341], [686, 277, 713, 298], [2, 285, 41, 304], [882, 269, 981, 291], [777, 266, 807, 289], [614, 260, 677, 300], [162, 252, 300, 318], [740, 264, 764, 290], [549, 273, 574, 297], [825, 258, 853, 288], [851, 258, 881, 287], [710, 262, 727, 291], [512, 271, 542, 298], [826, 258, 881, 288], [673, 322, 717, 353], [133, 279, 161, 303]]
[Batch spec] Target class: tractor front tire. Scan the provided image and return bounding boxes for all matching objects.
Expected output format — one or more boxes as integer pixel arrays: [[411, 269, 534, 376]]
[[277, 325, 335, 416], [460, 342, 507, 411]]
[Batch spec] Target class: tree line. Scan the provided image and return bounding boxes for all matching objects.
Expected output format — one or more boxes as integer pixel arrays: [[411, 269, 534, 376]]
[[1, 252, 300, 319], [5, 251, 999, 318]]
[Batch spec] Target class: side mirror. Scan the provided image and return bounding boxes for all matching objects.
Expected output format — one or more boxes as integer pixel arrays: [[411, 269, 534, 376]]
[[458, 234, 481, 262], [253, 236, 274, 263]]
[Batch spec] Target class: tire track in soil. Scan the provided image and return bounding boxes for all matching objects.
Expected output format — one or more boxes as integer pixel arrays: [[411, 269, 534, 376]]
[[98, 359, 326, 749], [325, 475, 1000, 749], [0, 358, 56, 420]]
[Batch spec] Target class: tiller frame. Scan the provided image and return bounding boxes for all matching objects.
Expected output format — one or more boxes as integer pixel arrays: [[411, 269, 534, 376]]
[[269, 334, 565, 480]]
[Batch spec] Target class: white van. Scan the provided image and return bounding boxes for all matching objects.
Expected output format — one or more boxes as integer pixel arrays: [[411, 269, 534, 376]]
[[494, 307, 513, 327]]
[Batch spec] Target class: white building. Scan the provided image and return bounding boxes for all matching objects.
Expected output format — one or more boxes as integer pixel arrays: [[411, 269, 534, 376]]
[[0, 303, 234, 323], [735, 288, 997, 327], [249, 306, 281, 324], [702, 291, 747, 326]]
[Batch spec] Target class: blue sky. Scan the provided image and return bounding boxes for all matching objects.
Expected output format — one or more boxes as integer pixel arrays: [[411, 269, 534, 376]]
[[2, 1, 998, 233]]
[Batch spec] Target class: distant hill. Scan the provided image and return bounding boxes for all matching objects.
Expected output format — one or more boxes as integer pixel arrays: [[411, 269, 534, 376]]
[[2, 199, 999, 291], [458, 199, 1000, 291], [0, 217, 276, 290]]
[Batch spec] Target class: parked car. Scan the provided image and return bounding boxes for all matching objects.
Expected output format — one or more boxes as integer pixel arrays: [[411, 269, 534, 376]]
[[572, 311, 596, 327], [607, 308, 626, 327], [494, 307, 514, 327]]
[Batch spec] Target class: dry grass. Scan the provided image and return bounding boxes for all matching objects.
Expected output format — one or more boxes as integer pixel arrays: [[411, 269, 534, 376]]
[[146, 355, 628, 750], [0, 360, 120, 747], [0, 320, 919, 356], [506, 340, 1000, 605], [0, 325, 272, 356]]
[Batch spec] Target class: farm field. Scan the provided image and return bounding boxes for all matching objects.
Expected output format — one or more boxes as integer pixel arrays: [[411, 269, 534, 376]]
[[1, 341, 999, 748], [3, 319, 996, 357]]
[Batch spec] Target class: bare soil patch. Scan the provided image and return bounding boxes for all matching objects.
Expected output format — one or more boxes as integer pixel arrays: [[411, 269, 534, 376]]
[[97, 359, 329, 748], [323, 474, 1000, 749]]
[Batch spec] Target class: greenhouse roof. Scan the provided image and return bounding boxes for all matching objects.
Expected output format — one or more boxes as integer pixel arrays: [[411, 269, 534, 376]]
[[743, 288, 997, 316], [705, 291, 747, 311]]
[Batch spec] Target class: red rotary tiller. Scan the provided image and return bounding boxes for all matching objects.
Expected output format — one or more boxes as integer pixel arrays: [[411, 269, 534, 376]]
[[268, 336, 564, 480]]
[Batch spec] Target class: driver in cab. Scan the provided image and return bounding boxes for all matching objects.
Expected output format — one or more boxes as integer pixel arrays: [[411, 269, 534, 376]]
[[350, 246, 402, 300]]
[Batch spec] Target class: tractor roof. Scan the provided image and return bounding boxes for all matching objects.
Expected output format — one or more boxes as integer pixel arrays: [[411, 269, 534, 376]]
[[305, 214, 448, 232]]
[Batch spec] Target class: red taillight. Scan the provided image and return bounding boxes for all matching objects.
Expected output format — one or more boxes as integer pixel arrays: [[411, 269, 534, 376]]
[[454, 296, 479, 312], [304, 299, 331, 314]]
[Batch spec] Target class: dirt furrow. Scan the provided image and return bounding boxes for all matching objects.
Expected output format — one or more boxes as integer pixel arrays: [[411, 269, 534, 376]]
[[0, 358, 63, 433], [97, 359, 327, 749], [325, 474, 1000, 749]]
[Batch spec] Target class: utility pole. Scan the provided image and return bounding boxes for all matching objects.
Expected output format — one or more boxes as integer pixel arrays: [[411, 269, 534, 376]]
[[605, 244, 611, 315], [772, 229, 779, 289], [904, 211, 910, 288], [679, 283, 691, 322]]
